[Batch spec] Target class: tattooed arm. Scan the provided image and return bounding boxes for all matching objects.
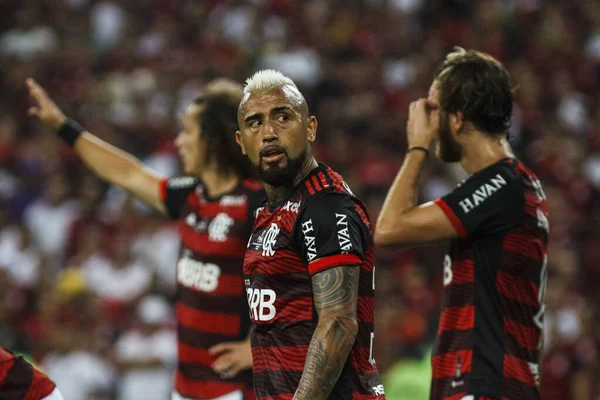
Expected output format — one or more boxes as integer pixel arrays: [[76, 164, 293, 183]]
[[293, 265, 360, 400]]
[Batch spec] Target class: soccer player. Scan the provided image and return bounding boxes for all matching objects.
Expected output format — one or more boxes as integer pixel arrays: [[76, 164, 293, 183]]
[[0, 347, 64, 400], [236, 70, 385, 400], [374, 48, 548, 400], [26, 78, 264, 400]]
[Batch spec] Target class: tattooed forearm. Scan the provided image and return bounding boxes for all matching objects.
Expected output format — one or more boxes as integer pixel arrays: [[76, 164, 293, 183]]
[[293, 265, 360, 400]]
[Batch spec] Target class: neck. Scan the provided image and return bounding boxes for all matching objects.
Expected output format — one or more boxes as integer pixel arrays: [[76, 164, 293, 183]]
[[200, 166, 240, 198], [265, 156, 319, 204], [459, 132, 515, 175]]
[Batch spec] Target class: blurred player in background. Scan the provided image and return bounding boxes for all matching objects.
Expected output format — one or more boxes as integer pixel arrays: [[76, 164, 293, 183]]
[[375, 48, 548, 400], [27, 77, 264, 400], [0, 347, 64, 399], [236, 70, 384, 400]]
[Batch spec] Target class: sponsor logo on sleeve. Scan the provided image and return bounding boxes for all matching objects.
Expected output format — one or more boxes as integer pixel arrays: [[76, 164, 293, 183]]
[[167, 176, 196, 189], [335, 213, 353, 252], [302, 219, 317, 261], [458, 173, 507, 214]]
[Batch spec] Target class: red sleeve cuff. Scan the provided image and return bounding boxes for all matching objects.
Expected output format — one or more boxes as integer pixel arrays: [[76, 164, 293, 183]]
[[159, 178, 168, 201], [308, 254, 362, 275], [434, 199, 468, 239]]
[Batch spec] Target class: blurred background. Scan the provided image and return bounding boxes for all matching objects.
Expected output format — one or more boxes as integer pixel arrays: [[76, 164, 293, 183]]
[[0, 0, 599, 399]]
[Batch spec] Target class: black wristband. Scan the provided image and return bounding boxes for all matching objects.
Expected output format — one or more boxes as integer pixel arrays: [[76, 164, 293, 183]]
[[57, 119, 84, 147], [406, 146, 430, 158]]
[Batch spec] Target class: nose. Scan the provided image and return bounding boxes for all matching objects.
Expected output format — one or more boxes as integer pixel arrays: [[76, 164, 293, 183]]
[[174, 132, 183, 148], [262, 121, 278, 143]]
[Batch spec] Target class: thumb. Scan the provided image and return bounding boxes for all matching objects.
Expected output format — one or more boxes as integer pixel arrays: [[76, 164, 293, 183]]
[[209, 342, 234, 355]]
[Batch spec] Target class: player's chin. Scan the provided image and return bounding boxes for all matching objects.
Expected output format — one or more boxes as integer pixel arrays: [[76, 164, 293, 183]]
[[182, 161, 200, 175]]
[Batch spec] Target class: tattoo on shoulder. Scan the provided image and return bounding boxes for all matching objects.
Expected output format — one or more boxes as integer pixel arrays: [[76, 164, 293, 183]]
[[312, 265, 359, 315]]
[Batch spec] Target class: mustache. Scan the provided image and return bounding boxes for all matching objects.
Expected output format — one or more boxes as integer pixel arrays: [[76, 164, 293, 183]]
[[259, 145, 287, 159]]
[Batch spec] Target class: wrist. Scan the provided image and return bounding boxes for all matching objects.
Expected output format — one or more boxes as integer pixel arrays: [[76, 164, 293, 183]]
[[57, 119, 84, 147], [53, 115, 67, 131], [406, 146, 430, 158]]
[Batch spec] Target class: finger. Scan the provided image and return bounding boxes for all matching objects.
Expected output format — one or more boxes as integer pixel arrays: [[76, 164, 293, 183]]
[[26, 78, 48, 102], [208, 342, 234, 355], [212, 354, 237, 374], [226, 363, 243, 378], [416, 98, 429, 111], [27, 107, 40, 117]]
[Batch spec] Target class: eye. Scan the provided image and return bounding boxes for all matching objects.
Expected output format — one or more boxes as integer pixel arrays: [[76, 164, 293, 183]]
[[249, 120, 261, 128], [276, 114, 289, 122]]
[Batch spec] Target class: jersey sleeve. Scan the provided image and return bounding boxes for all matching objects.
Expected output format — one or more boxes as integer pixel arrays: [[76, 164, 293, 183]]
[[159, 176, 199, 220], [295, 193, 371, 275], [434, 164, 524, 239]]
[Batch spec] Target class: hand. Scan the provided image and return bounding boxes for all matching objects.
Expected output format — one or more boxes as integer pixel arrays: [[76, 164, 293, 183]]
[[26, 78, 67, 131], [208, 338, 252, 379], [406, 98, 441, 149]]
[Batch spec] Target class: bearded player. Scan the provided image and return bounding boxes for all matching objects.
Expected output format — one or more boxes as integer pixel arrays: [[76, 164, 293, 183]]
[[375, 48, 548, 400], [236, 70, 385, 400], [27, 78, 263, 400]]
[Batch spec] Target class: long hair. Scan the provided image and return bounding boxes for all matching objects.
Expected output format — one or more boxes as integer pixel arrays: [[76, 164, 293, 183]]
[[193, 79, 256, 179]]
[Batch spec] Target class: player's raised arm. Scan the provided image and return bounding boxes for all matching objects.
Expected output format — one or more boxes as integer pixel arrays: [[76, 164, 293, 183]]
[[374, 98, 458, 249], [294, 264, 360, 400], [26, 78, 166, 214]]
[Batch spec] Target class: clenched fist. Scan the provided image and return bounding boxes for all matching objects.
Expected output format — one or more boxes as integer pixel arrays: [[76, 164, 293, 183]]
[[406, 98, 441, 150]]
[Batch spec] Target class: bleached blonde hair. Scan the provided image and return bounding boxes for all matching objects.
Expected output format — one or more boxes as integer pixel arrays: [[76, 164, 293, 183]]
[[243, 69, 298, 94]]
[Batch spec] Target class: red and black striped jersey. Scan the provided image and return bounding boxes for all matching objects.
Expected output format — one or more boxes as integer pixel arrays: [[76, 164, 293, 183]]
[[0, 347, 56, 400], [432, 158, 548, 400], [160, 176, 265, 400], [243, 164, 385, 400]]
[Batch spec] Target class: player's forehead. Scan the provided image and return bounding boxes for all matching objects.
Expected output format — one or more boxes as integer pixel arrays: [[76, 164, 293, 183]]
[[181, 103, 203, 125], [239, 87, 303, 117]]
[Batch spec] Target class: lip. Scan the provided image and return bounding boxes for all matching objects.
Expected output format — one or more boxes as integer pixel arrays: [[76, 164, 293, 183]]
[[263, 153, 285, 163], [260, 146, 286, 164]]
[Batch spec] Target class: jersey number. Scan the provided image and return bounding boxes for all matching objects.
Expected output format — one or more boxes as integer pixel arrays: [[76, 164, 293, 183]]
[[443, 255, 453, 286], [177, 258, 221, 292]]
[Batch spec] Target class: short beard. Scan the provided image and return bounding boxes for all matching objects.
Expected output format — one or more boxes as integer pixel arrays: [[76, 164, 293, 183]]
[[438, 113, 462, 162], [256, 150, 307, 188]]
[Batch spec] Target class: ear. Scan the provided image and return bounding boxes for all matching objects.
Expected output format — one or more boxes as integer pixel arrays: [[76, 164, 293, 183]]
[[449, 111, 465, 137], [235, 130, 246, 155], [306, 116, 317, 143]]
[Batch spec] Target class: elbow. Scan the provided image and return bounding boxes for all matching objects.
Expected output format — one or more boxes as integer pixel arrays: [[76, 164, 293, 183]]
[[337, 315, 359, 340], [374, 226, 408, 250], [373, 228, 391, 249], [346, 317, 359, 339]]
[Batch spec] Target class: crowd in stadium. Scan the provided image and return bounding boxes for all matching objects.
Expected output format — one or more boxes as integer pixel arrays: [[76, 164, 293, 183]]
[[0, 0, 599, 399]]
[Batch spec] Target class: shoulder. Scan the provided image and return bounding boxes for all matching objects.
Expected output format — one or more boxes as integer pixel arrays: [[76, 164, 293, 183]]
[[467, 159, 521, 186], [240, 179, 267, 206], [241, 178, 264, 193], [452, 159, 524, 200]]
